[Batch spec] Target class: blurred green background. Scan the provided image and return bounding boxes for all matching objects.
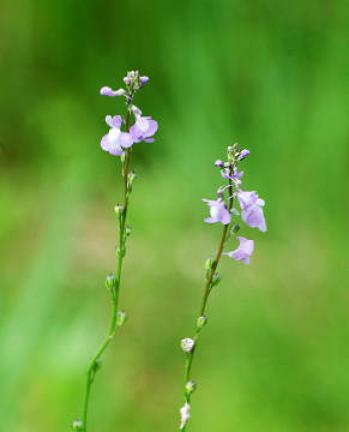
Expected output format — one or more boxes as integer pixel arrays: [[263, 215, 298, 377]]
[[1, 0, 348, 430]]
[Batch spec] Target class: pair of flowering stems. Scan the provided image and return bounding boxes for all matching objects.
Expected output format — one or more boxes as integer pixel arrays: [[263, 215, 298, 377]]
[[72, 70, 267, 432], [72, 71, 158, 432], [178, 147, 266, 430]]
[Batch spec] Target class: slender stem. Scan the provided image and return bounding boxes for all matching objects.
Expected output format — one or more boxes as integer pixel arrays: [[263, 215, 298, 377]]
[[80, 107, 133, 432], [181, 171, 234, 432]]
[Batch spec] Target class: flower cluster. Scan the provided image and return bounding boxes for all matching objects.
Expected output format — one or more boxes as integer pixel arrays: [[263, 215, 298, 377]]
[[203, 144, 267, 264], [100, 71, 158, 156]]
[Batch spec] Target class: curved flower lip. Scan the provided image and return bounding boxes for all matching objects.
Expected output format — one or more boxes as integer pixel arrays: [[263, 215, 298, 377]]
[[105, 115, 122, 129], [100, 133, 123, 156], [237, 190, 267, 232], [130, 116, 158, 143], [203, 198, 231, 225], [225, 236, 254, 264], [100, 86, 126, 97], [100, 116, 134, 156]]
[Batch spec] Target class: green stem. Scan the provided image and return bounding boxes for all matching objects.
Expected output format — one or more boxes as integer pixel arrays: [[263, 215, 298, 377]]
[[181, 171, 234, 432], [80, 108, 132, 432]]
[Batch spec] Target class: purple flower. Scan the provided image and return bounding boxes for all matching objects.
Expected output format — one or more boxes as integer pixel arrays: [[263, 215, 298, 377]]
[[203, 198, 231, 225], [130, 116, 158, 143], [214, 159, 225, 168], [225, 236, 254, 264], [221, 167, 244, 186], [100, 86, 126, 97], [100, 115, 134, 156], [140, 75, 150, 86], [238, 149, 250, 161], [237, 190, 267, 232]]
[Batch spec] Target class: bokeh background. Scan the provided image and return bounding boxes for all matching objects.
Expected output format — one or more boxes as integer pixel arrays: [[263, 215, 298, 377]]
[[1, 0, 348, 430]]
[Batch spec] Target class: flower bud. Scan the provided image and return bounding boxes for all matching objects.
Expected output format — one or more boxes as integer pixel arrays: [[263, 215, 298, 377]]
[[72, 419, 83, 431], [127, 170, 137, 190], [227, 143, 239, 162], [196, 315, 207, 330], [238, 149, 250, 161], [125, 225, 132, 237], [181, 338, 195, 353], [179, 402, 191, 430], [140, 75, 150, 86], [185, 380, 197, 395], [214, 159, 225, 168], [211, 272, 221, 288], [116, 246, 126, 258], [117, 310, 128, 327], [205, 258, 213, 272], [105, 273, 118, 291], [114, 204, 125, 216], [100, 87, 126, 97]]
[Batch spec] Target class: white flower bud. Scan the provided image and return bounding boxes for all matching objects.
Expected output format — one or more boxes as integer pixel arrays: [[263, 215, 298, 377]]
[[181, 338, 195, 353], [179, 402, 191, 430], [117, 310, 128, 327], [72, 419, 83, 431], [196, 315, 207, 330], [185, 380, 197, 394]]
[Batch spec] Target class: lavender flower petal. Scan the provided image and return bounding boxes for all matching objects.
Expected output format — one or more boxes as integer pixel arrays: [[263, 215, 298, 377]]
[[105, 115, 122, 129], [214, 159, 225, 168], [225, 236, 254, 264], [100, 86, 126, 97], [119, 132, 133, 149], [238, 149, 250, 161], [140, 75, 150, 86], [130, 116, 158, 143], [237, 190, 267, 232], [100, 133, 123, 156], [203, 198, 231, 225]]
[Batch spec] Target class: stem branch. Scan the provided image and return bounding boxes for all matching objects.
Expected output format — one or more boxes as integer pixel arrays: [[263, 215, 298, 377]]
[[80, 107, 133, 432], [180, 171, 234, 432]]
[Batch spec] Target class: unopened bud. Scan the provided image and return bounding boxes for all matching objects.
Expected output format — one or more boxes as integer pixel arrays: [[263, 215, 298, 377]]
[[205, 258, 213, 272], [140, 75, 150, 86], [196, 315, 207, 330], [117, 310, 128, 327], [211, 272, 221, 288], [125, 225, 132, 237], [214, 159, 225, 168], [114, 204, 124, 216], [72, 419, 83, 431], [238, 149, 250, 161], [181, 338, 195, 353], [105, 273, 118, 291], [227, 143, 239, 162], [185, 380, 197, 395], [179, 402, 191, 430], [127, 170, 137, 190], [120, 152, 127, 164]]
